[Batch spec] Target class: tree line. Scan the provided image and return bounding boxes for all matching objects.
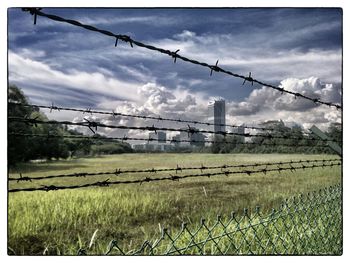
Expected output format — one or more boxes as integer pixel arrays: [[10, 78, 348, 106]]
[[8, 85, 133, 166], [211, 121, 342, 154]]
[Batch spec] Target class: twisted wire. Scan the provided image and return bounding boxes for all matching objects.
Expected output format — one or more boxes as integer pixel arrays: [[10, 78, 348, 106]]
[[8, 132, 334, 148], [8, 117, 342, 144], [9, 162, 341, 192], [8, 101, 276, 132], [9, 158, 340, 182]]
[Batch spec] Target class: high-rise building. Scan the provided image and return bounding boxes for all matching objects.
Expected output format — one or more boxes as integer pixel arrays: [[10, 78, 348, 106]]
[[149, 132, 157, 142], [190, 130, 206, 147], [178, 127, 206, 147], [209, 99, 226, 133], [171, 134, 181, 146], [158, 131, 166, 143], [149, 131, 166, 143]]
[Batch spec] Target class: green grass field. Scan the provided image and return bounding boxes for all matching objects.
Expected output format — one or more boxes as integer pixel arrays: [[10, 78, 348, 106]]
[[8, 153, 341, 255]]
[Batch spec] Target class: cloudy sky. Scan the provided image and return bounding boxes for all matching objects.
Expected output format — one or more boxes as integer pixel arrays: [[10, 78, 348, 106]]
[[8, 8, 342, 138]]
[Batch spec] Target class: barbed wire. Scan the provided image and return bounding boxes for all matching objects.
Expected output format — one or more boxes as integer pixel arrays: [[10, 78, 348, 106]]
[[8, 132, 334, 149], [8, 101, 277, 132], [9, 162, 341, 193], [8, 117, 342, 144], [9, 158, 340, 182], [21, 8, 342, 110]]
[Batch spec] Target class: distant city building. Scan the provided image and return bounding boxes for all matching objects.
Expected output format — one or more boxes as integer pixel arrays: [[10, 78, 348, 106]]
[[158, 131, 166, 143], [232, 125, 245, 143], [149, 131, 167, 143], [149, 132, 157, 142], [208, 99, 226, 134], [179, 130, 190, 146], [171, 134, 181, 146], [179, 127, 206, 147], [131, 143, 174, 152], [190, 130, 206, 147], [134, 131, 170, 152], [132, 144, 146, 151]]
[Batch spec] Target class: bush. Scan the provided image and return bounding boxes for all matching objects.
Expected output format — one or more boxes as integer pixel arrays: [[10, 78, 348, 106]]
[[91, 143, 133, 155]]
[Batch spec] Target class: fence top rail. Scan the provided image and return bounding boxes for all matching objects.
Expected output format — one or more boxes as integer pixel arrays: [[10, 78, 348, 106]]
[[21, 8, 342, 111]]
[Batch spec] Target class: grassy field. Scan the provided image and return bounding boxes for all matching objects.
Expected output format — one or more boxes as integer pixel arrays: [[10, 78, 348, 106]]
[[8, 153, 341, 255]]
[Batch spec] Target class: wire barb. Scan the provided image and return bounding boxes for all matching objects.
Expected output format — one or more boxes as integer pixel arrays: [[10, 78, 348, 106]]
[[42, 185, 59, 192], [83, 118, 98, 134], [95, 179, 110, 187], [169, 174, 180, 181], [200, 164, 207, 173], [83, 108, 92, 115], [242, 72, 254, 86], [50, 102, 60, 113], [16, 173, 32, 183], [114, 36, 119, 47], [74, 172, 88, 177], [171, 49, 180, 63], [175, 165, 182, 174], [210, 60, 220, 76]]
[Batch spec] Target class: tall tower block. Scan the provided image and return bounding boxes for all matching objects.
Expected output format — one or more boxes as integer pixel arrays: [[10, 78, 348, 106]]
[[209, 99, 226, 133]]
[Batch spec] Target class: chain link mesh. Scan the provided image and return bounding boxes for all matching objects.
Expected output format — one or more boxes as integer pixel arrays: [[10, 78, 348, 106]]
[[79, 184, 341, 255]]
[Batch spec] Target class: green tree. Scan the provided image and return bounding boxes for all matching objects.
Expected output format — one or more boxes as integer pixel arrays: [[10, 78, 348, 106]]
[[8, 85, 71, 164], [326, 123, 342, 144], [8, 85, 37, 165]]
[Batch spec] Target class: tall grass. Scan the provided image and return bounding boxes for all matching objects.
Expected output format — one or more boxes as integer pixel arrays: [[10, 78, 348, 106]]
[[8, 154, 341, 255]]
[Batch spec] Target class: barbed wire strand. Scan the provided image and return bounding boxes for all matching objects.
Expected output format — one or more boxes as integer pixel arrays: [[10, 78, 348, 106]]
[[8, 101, 276, 132], [21, 8, 342, 110], [8, 117, 342, 144], [8, 132, 335, 149], [9, 158, 340, 182], [9, 162, 341, 192]]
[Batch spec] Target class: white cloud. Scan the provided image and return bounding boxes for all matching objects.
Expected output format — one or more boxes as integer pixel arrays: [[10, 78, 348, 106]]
[[228, 76, 340, 115], [274, 77, 341, 111], [117, 65, 156, 83], [228, 77, 341, 130], [17, 48, 46, 59], [8, 51, 141, 103], [174, 30, 197, 40], [78, 15, 178, 27]]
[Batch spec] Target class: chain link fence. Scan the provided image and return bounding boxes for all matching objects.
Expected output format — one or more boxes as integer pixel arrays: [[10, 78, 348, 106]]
[[78, 184, 342, 255]]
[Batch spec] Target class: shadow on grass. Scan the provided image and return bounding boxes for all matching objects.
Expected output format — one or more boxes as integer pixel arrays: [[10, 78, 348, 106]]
[[8, 162, 89, 174]]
